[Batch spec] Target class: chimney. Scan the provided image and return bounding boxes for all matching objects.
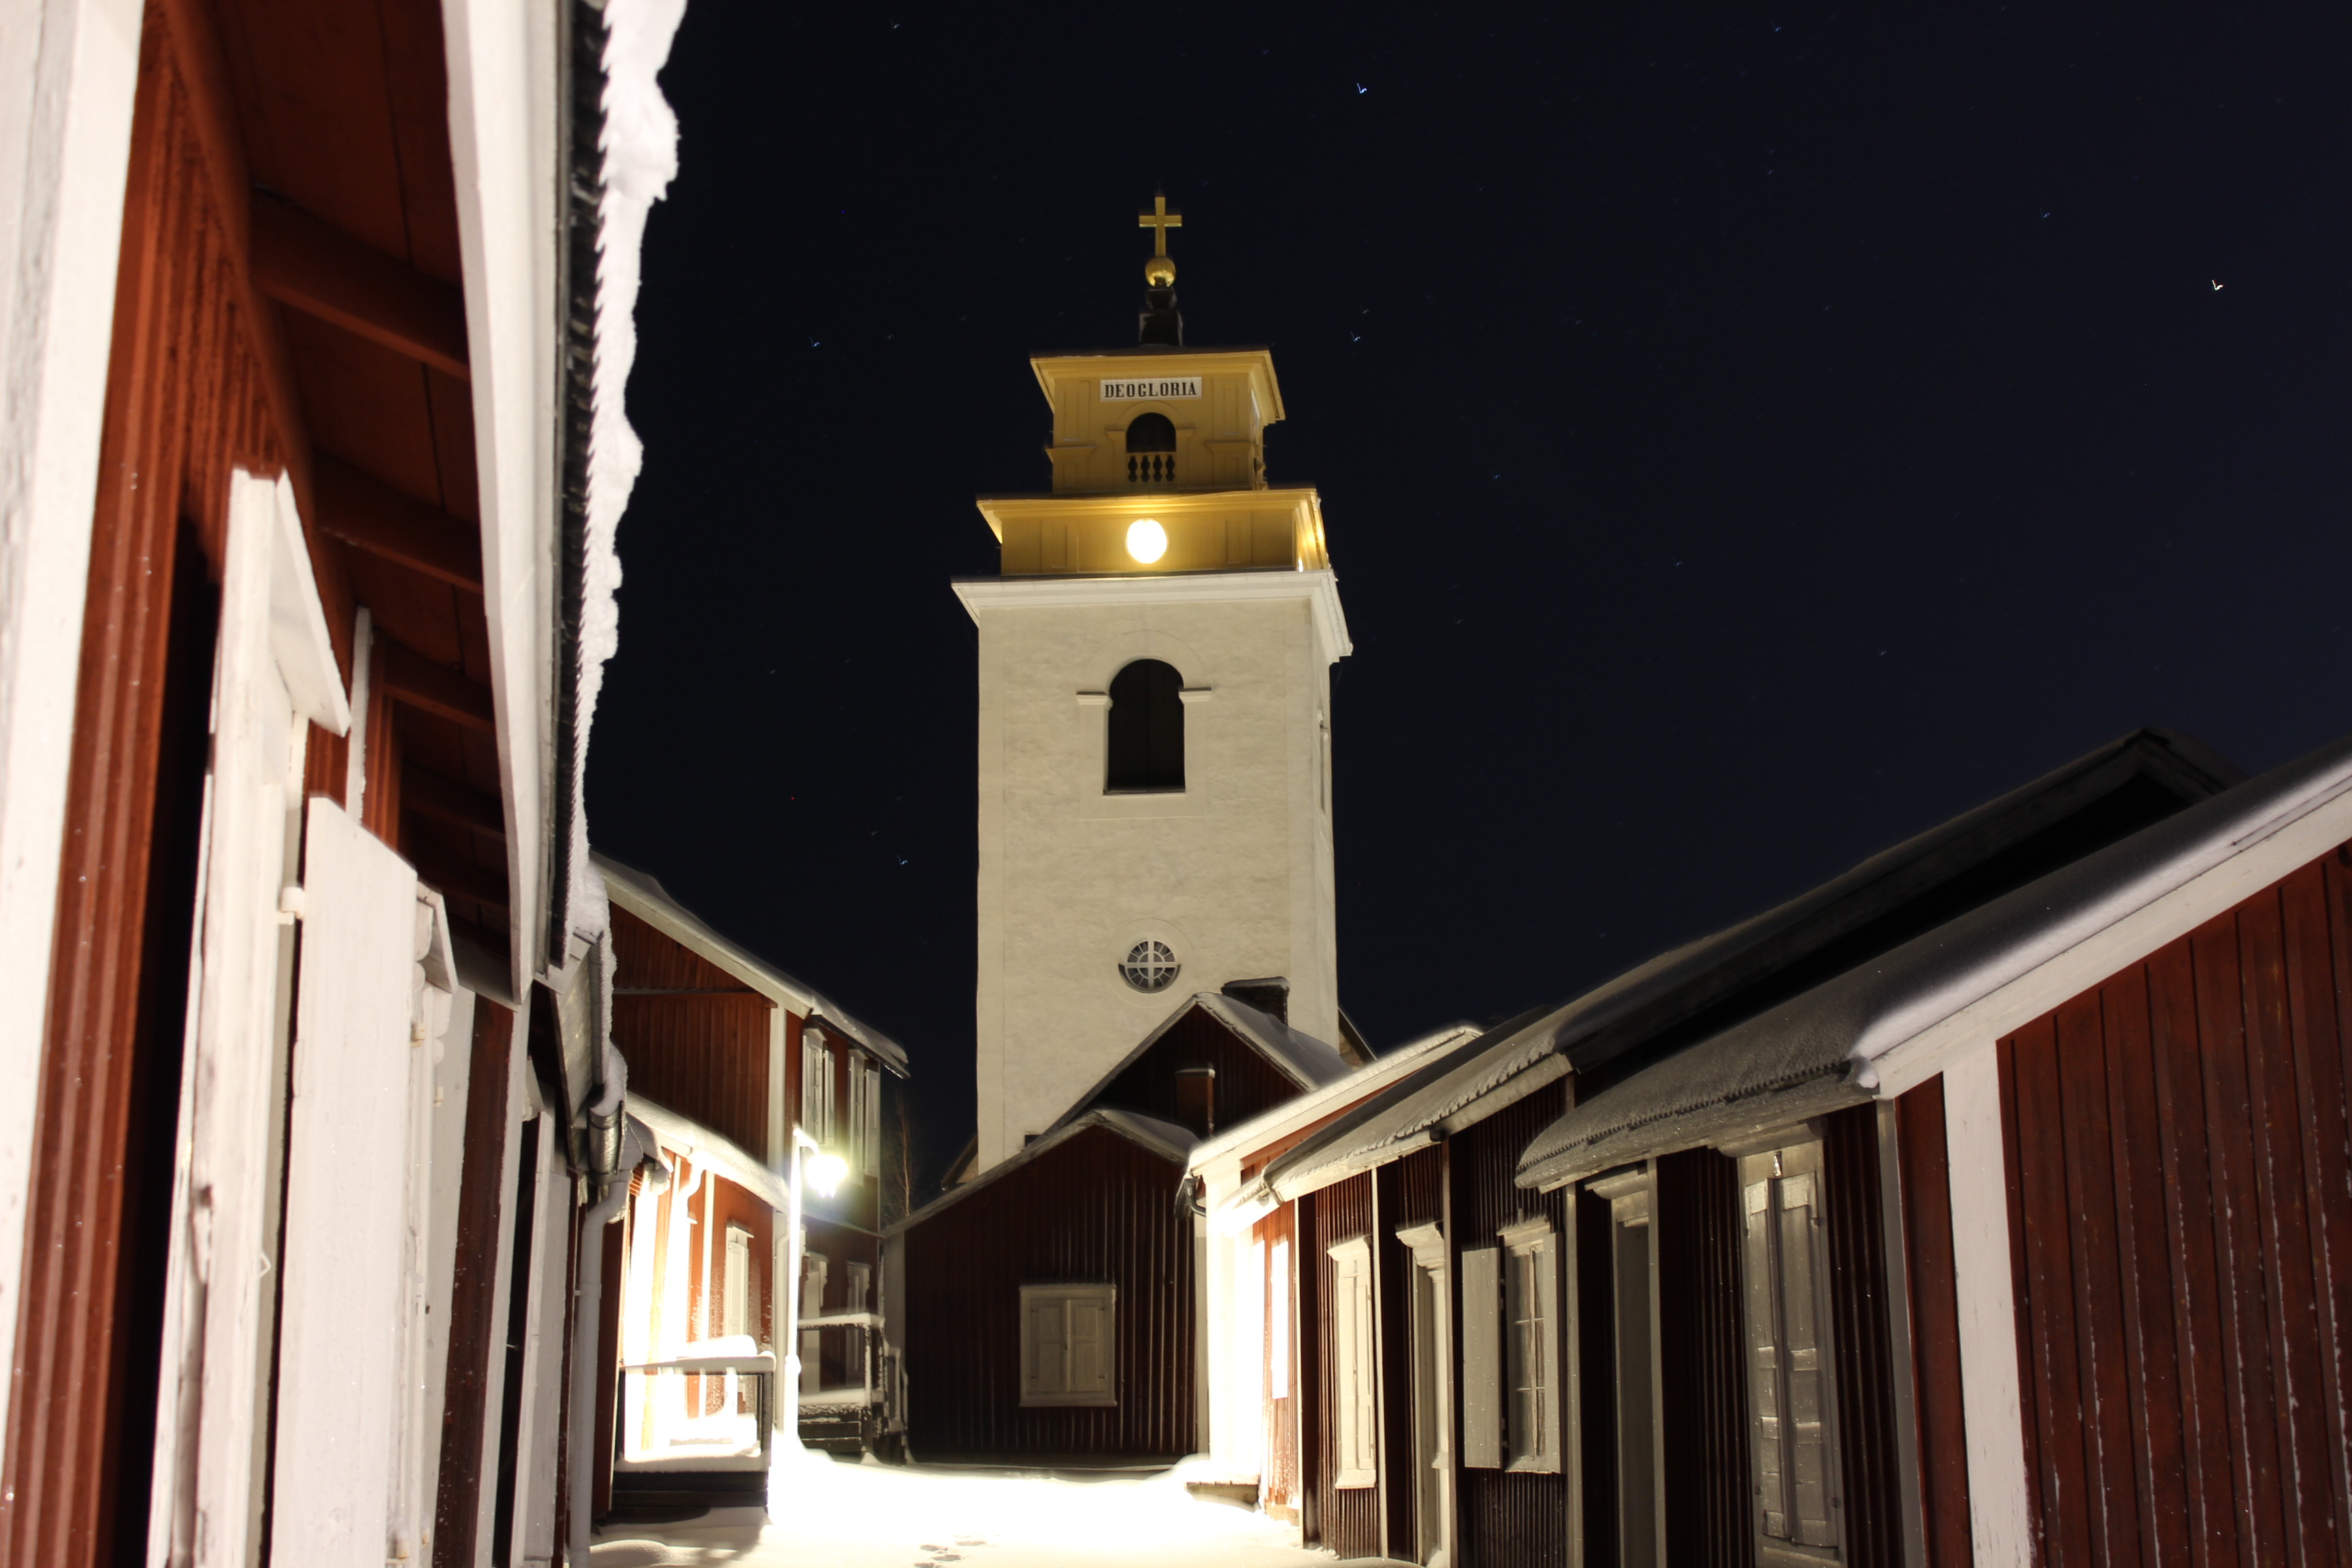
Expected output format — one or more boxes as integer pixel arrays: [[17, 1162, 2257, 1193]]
[[1221, 976, 1290, 1025], [1173, 1067, 1216, 1139]]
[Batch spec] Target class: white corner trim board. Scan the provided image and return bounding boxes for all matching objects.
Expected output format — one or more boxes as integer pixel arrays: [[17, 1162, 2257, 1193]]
[[0, 0, 145, 1465], [1942, 1047, 2034, 1568]]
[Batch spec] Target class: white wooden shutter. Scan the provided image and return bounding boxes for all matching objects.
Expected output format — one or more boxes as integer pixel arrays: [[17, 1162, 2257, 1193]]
[[1461, 1245, 1503, 1469], [724, 1226, 752, 1339], [802, 1035, 832, 1143], [845, 1059, 866, 1173], [863, 1064, 883, 1176], [1067, 1292, 1111, 1398], [1744, 1177, 1787, 1539], [271, 797, 419, 1567], [1328, 1239, 1375, 1487], [1024, 1294, 1067, 1398]]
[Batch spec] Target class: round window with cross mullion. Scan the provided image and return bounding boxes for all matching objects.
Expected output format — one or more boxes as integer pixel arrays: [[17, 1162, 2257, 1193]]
[[1120, 939, 1180, 993]]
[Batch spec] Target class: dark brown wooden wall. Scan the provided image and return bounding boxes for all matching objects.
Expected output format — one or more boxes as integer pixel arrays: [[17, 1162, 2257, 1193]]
[[1450, 1083, 1573, 1568], [1077, 1003, 1313, 1134], [1822, 1102, 1906, 1568], [1376, 1145, 1444, 1556], [1998, 845, 2352, 1567], [1895, 1076, 1973, 1567], [1656, 1147, 1752, 1568], [1575, 1186, 1618, 1568], [434, 1001, 517, 1567], [1304, 1172, 1379, 1558], [901, 1127, 1194, 1460]]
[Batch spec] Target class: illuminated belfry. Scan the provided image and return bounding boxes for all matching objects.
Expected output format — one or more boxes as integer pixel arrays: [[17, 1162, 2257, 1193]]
[[953, 197, 1352, 1173]]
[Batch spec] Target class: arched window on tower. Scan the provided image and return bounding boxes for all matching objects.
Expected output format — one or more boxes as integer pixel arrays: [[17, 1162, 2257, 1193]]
[[1106, 659, 1185, 792], [1126, 412, 1176, 485]]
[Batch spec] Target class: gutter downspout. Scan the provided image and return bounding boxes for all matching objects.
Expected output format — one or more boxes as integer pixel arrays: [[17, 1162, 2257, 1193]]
[[568, 1047, 636, 1565]]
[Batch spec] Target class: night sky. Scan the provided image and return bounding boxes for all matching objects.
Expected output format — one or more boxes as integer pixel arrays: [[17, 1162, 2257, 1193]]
[[588, 6, 2351, 1189]]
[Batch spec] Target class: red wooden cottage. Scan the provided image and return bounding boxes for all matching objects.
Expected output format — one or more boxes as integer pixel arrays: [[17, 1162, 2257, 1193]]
[[1196, 728, 2249, 1566], [1520, 730, 2352, 1568], [0, 0, 687, 1563], [596, 853, 911, 1520], [887, 979, 1354, 1466]]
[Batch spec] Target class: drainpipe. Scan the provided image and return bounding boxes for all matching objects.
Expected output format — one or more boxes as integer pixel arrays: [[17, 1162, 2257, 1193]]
[[568, 1047, 639, 1566]]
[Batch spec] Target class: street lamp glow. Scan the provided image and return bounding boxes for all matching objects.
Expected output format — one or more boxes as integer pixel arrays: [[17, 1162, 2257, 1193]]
[[1126, 518, 1167, 564], [806, 1149, 849, 1196]]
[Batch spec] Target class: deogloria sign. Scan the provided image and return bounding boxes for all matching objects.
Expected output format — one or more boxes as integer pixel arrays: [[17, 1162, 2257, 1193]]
[[1100, 376, 1202, 401]]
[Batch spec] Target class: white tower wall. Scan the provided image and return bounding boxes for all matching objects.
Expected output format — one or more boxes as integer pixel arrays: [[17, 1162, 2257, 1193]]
[[958, 571, 1347, 1172]]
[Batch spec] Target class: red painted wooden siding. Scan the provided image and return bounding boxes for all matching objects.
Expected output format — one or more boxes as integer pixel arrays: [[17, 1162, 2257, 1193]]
[[608, 906, 772, 1159], [3, 7, 304, 1560], [1449, 1085, 1572, 1568], [1305, 1172, 1380, 1559], [900, 1126, 1195, 1461], [1896, 1077, 1973, 1567], [1998, 843, 2352, 1566]]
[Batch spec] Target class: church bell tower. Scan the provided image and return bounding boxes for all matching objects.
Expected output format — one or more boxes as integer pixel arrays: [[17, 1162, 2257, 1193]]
[[955, 198, 1351, 1173]]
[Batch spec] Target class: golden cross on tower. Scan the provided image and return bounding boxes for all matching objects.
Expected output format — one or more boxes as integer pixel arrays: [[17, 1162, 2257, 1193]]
[[1138, 194, 1182, 257]]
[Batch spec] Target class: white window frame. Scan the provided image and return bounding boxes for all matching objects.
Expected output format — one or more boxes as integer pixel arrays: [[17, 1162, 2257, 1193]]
[[1498, 1217, 1562, 1473], [1736, 1137, 1844, 1567], [1326, 1236, 1378, 1488], [1020, 1283, 1117, 1407], [723, 1224, 753, 1339]]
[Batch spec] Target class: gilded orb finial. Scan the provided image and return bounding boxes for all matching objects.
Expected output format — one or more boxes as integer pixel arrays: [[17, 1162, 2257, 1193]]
[[1144, 254, 1176, 287]]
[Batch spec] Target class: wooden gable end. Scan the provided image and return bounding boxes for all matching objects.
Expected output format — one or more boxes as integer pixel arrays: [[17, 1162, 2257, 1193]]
[[1073, 1002, 1313, 1135], [609, 904, 772, 1158]]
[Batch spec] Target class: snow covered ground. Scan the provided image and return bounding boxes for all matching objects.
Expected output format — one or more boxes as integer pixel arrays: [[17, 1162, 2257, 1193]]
[[589, 1447, 1389, 1567]]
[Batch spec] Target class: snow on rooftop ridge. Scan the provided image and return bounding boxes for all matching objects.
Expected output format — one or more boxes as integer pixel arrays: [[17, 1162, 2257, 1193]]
[[1187, 1017, 1478, 1170], [563, 0, 686, 947], [593, 851, 909, 1073], [1514, 730, 2352, 1190], [1195, 992, 1352, 1089]]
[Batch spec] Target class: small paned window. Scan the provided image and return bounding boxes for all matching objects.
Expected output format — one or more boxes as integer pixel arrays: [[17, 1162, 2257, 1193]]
[[1739, 1141, 1842, 1564], [1106, 659, 1185, 792], [1326, 1237, 1377, 1488], [1502, 1220, 1561, 1473], [1020, 1284, 1116, 1407], [1120, 939, 1179, 993]]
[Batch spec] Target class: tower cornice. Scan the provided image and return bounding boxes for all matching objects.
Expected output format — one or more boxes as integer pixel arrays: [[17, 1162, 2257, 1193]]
[[951, 566, 1352, 663]]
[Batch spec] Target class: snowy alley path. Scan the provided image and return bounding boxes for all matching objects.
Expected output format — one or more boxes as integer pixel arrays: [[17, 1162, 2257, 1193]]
[[588, 1448, 1402, 1568]]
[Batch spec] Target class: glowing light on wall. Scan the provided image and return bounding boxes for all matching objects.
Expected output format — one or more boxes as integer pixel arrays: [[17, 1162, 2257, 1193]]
[[1126, 519, 1168, 564], [806, 1150, 849, 1196]]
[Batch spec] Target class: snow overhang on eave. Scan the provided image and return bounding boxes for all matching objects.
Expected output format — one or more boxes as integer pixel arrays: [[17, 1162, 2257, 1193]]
[[1516, 730, 2352, 1192]]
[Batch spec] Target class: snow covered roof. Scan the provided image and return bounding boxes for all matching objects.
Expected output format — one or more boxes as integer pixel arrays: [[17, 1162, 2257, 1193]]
[[595, 852, 909, 1075], [1186, 1019, 1480, 1173], [1518, 730, 2352, 1190], [1041, 991, 1353, 1137], [1254, 728, 2241, 1202], [1252, 1006, 1569, 1202], [885, 1109, 1198, 1237], [630, 1092, 789, 1213]]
